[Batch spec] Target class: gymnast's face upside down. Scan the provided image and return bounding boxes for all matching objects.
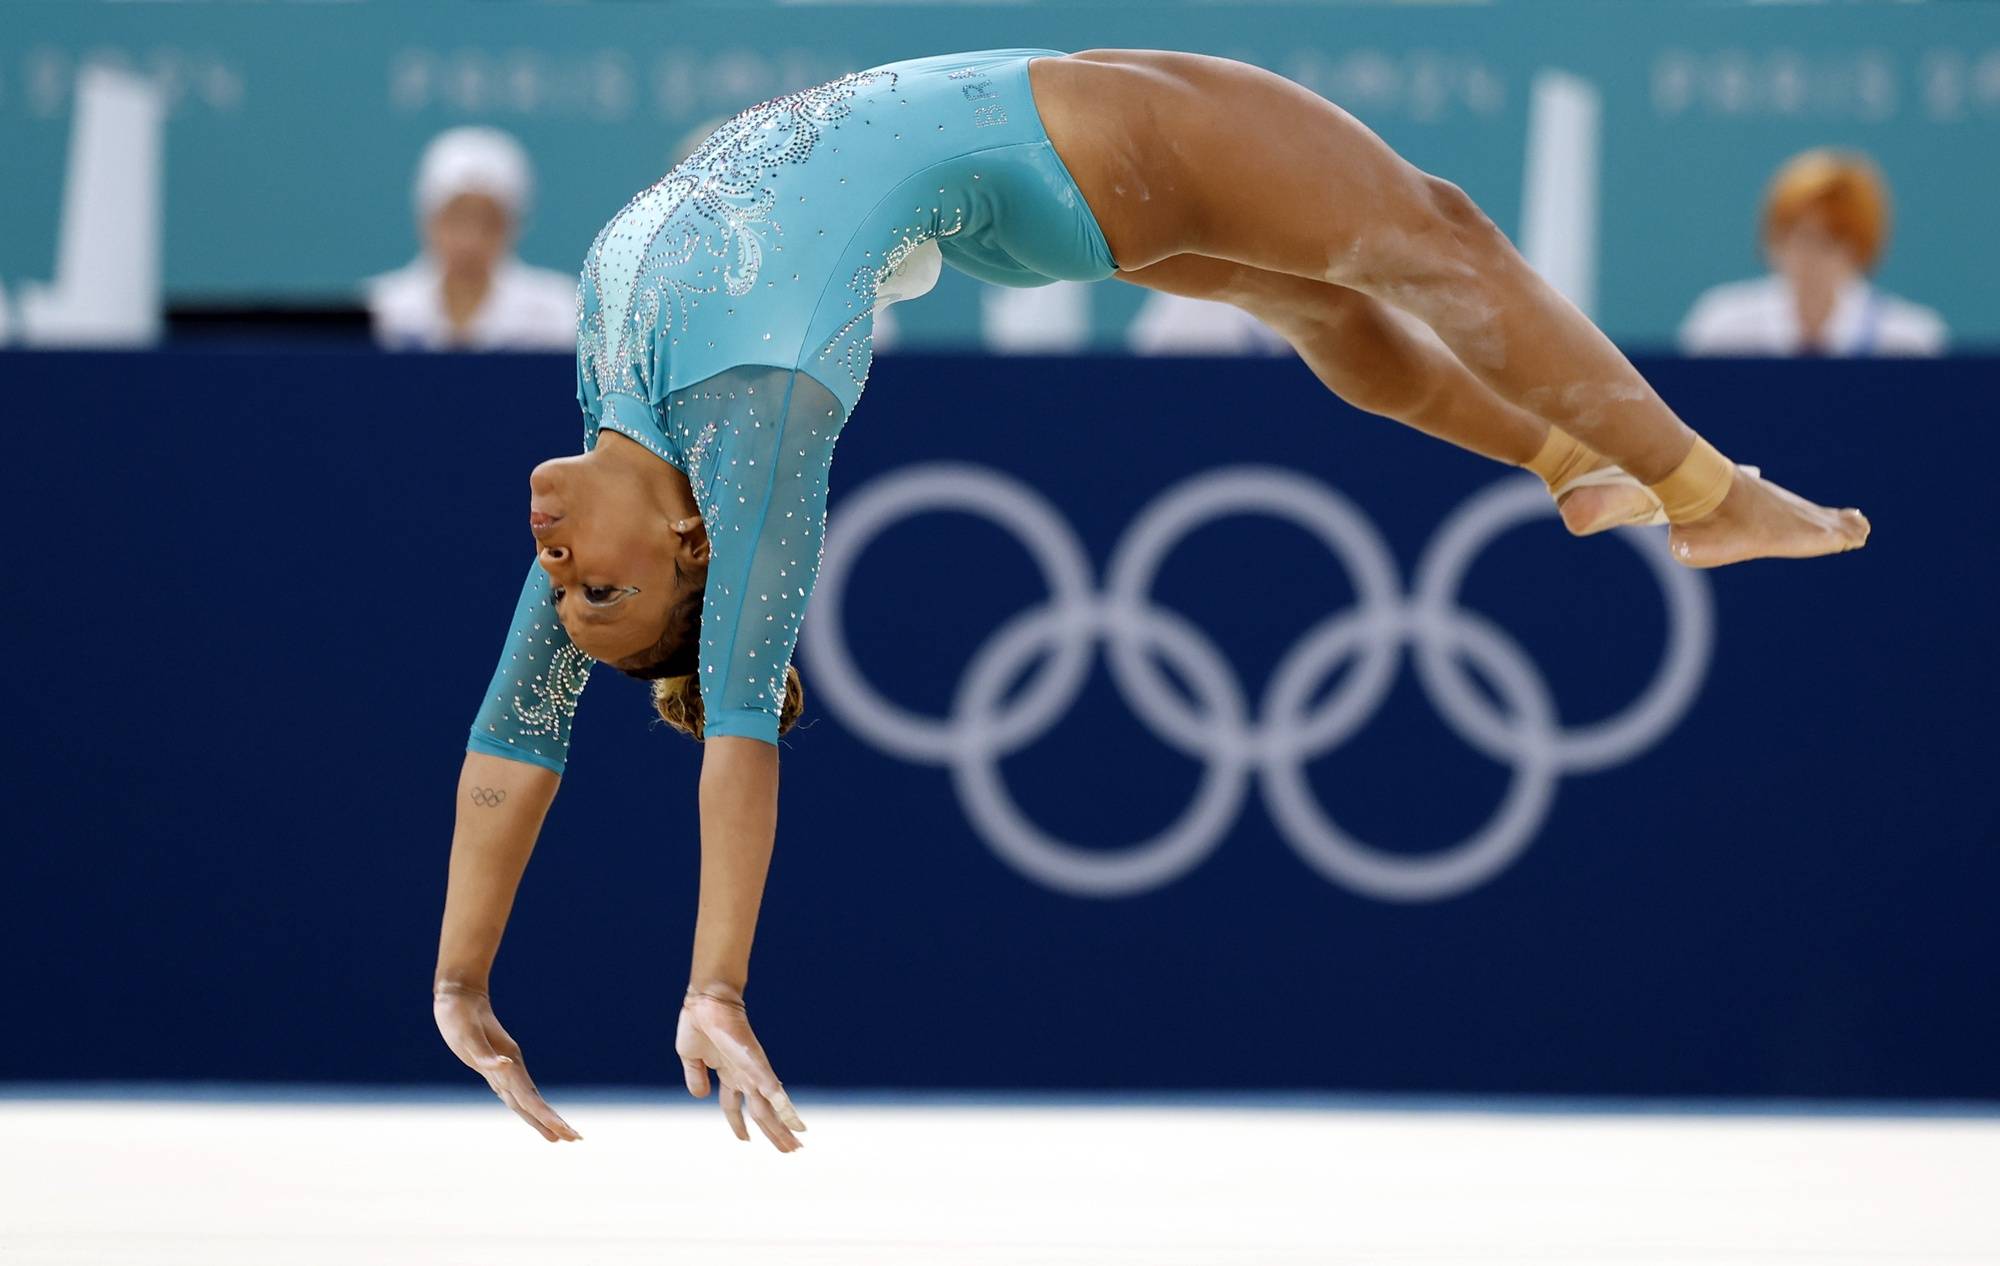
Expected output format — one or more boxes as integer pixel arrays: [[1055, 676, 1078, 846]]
[[527, 439, 710, 670]]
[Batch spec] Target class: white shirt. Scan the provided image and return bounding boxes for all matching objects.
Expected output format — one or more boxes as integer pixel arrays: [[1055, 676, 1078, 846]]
[[1128, 292, 1291, 356], [1678, 275, 1946, 357], [365, 255, 576, 352]]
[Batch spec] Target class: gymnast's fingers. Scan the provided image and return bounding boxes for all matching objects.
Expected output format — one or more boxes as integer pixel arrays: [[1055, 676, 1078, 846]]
[[764, 1084, 808, 1133], [496, 1085, 561, 1142], [719, 1083, 751, 1142], [744, 1088, 802, 1153], [487, 1055, 579, 1141], [509, 1073, 582, 1141], [681, 1052, 711, 1098]]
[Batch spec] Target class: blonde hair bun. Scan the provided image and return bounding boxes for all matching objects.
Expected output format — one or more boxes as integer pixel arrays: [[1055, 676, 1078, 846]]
[[651, 665, 804, 741]]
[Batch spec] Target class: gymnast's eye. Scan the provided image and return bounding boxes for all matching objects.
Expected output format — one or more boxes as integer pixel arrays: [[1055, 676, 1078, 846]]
[[552, 584, 634, 608]]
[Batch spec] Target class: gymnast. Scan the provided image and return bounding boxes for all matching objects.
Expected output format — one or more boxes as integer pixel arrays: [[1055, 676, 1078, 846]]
[[432, 49, 1869, 1152]]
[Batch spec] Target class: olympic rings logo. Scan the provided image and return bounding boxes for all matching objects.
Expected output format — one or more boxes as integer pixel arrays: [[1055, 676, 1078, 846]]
[[801, 465, 1713, 902]]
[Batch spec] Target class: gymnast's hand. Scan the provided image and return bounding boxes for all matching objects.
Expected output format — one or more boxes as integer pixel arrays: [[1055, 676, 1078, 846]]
[[677, 987, 808, 1152], [433, 984, 582, 1143]]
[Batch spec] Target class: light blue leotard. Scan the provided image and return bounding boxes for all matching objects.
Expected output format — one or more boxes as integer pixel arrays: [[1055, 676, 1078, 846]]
[[469, 49, 1117, 770]]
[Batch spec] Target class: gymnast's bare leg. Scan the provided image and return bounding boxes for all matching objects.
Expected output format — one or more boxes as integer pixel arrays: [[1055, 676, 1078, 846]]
[[1034, 51, 1870, 568], [1118, 254, 1660, 536]]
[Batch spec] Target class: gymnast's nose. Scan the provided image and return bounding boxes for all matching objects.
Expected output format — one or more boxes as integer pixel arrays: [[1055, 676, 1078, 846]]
[[535, 546, 573, 587]]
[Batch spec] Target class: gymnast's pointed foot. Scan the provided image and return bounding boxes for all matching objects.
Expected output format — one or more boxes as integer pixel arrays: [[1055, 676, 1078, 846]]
[[1667, 470, 1870, 568]]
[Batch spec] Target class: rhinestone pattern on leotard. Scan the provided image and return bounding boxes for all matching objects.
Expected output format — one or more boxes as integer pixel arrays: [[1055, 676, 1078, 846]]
[[512, 640, 593, 742], [472, 564, 592, 768], [575, 69, 895, 408], [818, 207, 965, 390]]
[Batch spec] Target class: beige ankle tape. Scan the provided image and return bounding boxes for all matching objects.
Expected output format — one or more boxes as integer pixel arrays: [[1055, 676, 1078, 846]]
[[1648, 437, 1735, 523], [1524, 429, 1600, 491]]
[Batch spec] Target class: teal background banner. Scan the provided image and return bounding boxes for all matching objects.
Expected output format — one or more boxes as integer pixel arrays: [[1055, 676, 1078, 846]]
[[4, 1, 1997, 347]]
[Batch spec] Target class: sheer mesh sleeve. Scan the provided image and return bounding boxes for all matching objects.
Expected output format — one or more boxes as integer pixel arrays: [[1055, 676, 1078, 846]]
[[678, 369, 849, 745], [466, 557, 593, 773]]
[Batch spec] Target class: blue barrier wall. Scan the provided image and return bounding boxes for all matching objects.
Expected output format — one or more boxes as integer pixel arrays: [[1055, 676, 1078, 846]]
[[3, 349, 1996, 1098]]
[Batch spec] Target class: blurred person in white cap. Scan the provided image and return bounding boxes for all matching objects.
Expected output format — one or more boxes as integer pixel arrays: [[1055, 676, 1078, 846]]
[[365, 126, 575, 351], [1679, 148, 1945, 357]]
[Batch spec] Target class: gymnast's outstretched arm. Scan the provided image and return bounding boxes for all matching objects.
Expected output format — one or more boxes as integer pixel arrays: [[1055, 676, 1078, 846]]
[[675, 737, 809, 1152], [662, 367, 841, 1154], [431, 750, 581, 1142]]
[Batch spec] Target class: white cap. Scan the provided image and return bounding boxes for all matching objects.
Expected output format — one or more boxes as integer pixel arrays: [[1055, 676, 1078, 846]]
[[414, 126, 533, 222]]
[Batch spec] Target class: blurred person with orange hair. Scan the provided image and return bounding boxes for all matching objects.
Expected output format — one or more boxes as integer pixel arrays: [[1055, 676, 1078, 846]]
[[366, 127, 575, 352], [1680, 148, 1945, 357]]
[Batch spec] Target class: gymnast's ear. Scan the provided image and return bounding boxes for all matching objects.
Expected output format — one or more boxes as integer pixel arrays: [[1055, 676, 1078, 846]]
[[673, 514, 711, 565]]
